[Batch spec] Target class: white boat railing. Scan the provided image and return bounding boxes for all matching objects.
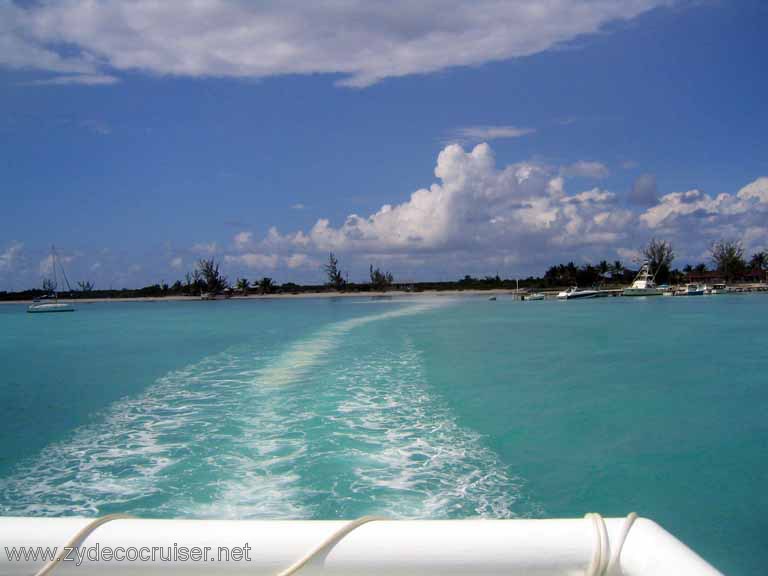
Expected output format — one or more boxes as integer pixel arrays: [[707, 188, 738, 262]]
[[0, 516, 722, 575]]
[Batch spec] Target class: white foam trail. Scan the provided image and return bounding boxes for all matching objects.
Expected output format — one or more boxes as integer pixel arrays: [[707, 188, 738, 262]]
[[0, 351, 311, 518], [257, 301, 445, 387], [322, 338, 535, 519]]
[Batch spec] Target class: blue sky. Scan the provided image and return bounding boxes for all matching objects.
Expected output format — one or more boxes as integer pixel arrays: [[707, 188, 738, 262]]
[[1, 0, 767, 289]]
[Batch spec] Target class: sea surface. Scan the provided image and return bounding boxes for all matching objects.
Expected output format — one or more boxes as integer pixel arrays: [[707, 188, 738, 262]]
[[0, 294, 766, 574]]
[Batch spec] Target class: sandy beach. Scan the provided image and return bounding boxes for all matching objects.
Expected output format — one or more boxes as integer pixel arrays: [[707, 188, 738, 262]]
[[0, 289, 530, 305]]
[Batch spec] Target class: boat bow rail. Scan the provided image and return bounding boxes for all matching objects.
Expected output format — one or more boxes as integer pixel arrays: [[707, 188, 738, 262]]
[[0, 516, 722, 575]]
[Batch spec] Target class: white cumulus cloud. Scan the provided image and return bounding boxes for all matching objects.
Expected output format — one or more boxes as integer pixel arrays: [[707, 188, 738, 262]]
[[224, 253, 279, 270], [254, 143, 634, 275], [228, 144, 768, 277], [2, 1, 669, 87], [233, 231, 253, 250]]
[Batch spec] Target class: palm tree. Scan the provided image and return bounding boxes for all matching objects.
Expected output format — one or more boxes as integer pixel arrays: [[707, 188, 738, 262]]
[[236, 278, 249, 295], [610, 260, 624, 281], [258, 277, 274, 294], [748, 251, 767, 271], [598, 260, 609, 281]]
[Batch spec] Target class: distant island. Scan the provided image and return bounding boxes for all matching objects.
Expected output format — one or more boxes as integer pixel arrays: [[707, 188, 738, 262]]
[[1, 238, 766, 302]]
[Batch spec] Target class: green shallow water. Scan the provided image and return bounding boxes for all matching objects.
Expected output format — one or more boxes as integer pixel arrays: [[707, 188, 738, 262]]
[[0, 295, 766, 574]]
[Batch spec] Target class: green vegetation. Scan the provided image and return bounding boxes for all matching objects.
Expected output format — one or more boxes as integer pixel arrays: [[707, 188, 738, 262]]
[[257, 277, 274, 294], [197, 258, 228, 294], [711, 240, 746, 281], [369, 265, 394, 291], [236, 278, 249, 295], [643, 238, 675, 284], [41, 278, 56, 293], [324, 252, 346, 291], [749, 251, 768, 271], [2, 238, 767, 302]]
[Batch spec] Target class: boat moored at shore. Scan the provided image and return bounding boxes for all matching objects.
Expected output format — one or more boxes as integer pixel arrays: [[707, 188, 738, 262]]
[[622, 262, 663, 297], [557, 287, 600, 300], [682, 283, 705, 296], [27, 246, 76, 314], [27, 298, 74, 313]]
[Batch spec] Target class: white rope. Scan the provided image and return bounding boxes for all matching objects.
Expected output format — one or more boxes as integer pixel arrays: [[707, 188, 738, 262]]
[[584, 512, 639, 576], [32, 514, 134, 576], [275, 515, 386, 576], [606, 512, 638, 576]]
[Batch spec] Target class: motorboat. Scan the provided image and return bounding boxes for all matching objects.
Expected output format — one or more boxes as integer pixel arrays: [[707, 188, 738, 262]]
[[705, 283, 727, 295], [622, 262, 662, 296], [556, 286, 599, 300], [682, 283, 705, 296], [524, 293, 545, 301]]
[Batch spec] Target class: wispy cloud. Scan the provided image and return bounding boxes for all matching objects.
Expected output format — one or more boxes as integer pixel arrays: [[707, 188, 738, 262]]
[[449, 125, 535, 143], [0, 241, 23, 272], [39, 253, 74, 276], [20, 74, 119, 87], [81, 119, 111, 135], [629, 173, 658, 206], [191, 242, 218, 255], [560, 161, 610, 179]]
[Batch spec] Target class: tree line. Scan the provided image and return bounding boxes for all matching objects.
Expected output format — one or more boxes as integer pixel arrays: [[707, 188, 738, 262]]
[[543, 238, 767, 287], [2, 240, 766, 302]]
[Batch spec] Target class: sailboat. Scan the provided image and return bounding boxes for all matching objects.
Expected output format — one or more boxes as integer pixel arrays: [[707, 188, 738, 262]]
[[622, 262, 663, 296], [27, 246, 75, 313]]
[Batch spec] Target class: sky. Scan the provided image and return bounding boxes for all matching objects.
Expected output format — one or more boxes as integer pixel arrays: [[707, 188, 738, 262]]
[[1, 0, 767, 289]]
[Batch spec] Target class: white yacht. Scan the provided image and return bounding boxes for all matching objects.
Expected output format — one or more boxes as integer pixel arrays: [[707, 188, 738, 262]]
[[556, 286, 600, 300], [622, 262, 662, 297]]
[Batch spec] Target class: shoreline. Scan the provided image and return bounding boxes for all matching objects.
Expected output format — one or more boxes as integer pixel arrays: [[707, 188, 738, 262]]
[[0, 289, 524, 305], [2, 283, 766, 305]]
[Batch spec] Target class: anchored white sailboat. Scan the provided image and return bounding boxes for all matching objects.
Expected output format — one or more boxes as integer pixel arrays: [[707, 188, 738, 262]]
[[27, 246, 75, 314], [623, 262, 662, 297]]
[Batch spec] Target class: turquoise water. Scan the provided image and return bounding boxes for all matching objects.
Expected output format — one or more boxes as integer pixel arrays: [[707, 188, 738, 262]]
[[1, 295, 766, 574]]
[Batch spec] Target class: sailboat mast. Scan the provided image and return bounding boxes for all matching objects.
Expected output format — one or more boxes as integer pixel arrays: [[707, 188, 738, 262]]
[[51, 245, 59, 298]]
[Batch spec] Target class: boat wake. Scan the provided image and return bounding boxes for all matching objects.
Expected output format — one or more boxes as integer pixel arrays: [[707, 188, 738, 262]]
[[0, 300, 537, 520]]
